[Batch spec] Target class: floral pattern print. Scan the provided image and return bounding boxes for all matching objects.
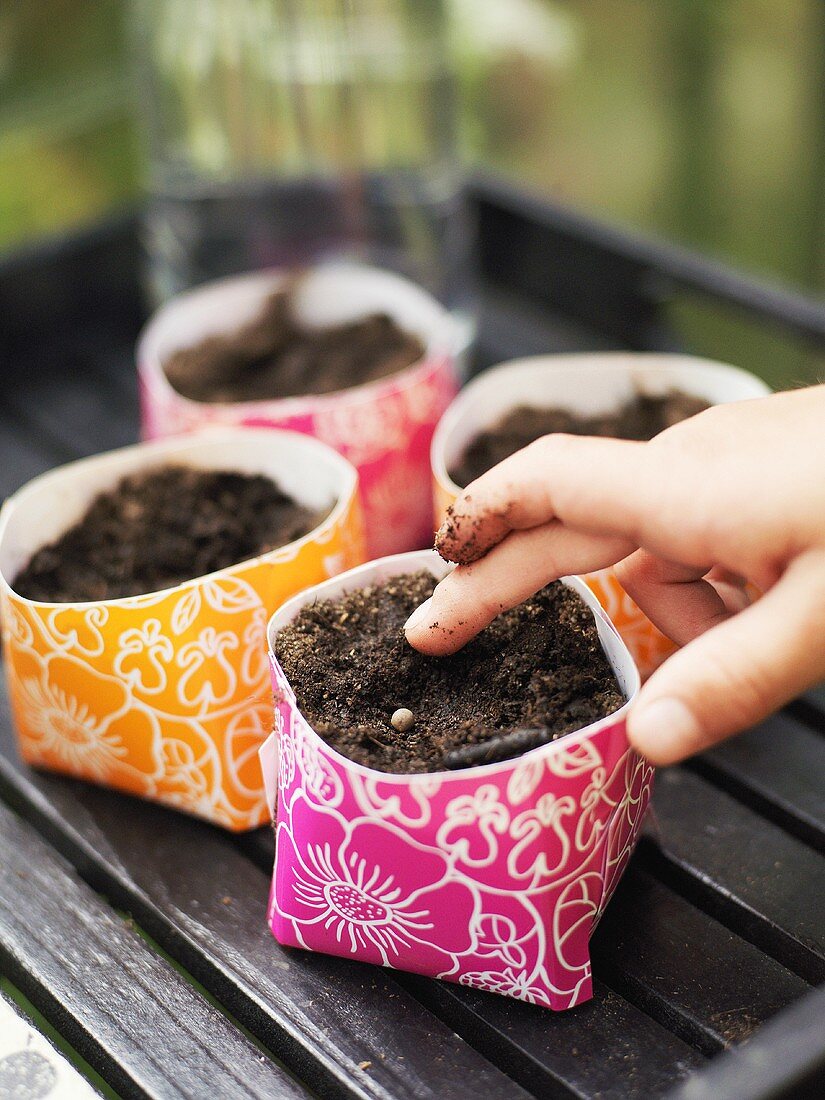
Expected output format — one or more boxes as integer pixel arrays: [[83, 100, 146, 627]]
[[266, 641, 653, 1011], [277, 793, 476, 970], [13, 653, 160, 786], [1, 493, 365, 832], [458, 969, 547, 1004]]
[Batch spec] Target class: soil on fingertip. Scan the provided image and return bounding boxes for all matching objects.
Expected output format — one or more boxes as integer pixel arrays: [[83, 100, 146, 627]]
[[273, 570, 624, 774], [449, 390, 710, 488], [163, 279, 425, 403], [13, 465, 328, 602], [434, 501, 503, 567]]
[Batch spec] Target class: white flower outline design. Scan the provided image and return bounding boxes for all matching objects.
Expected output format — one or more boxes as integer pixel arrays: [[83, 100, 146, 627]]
[[276, 793, 478, 969], [457, 968, 549, 1006], [114, 618, 174, 694]]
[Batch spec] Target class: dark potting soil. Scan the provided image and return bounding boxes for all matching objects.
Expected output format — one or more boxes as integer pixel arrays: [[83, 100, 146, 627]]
[[13, 465, 327, 603], [163, 281, 426, 403], [274, 570, 624, 774], [449, 390, 711, 487]]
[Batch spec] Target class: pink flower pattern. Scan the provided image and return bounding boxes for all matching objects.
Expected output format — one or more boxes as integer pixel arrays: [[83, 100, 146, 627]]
[[275, 793, 476, 972], [266, 651, 654, 1012]]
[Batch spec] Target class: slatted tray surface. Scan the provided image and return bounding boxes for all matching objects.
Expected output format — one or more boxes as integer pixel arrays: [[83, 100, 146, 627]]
[[1, 211, 824, 1100]]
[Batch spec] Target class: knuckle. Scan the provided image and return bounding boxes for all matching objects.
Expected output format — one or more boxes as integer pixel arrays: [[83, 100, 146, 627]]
[[651, 401, 728, 449], [615, 551, 654, 591], [528, 432, 577, 463], [438, 569, 499, 626], [614, 551, 671, 604], [694, 498, 742, 555]]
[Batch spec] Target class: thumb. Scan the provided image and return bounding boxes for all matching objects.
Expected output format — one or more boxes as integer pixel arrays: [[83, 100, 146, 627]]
[[628, 551, 825, 765]]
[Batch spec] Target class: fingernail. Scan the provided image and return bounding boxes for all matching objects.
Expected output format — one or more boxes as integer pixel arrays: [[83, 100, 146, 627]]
[[629, 697, 700, 764], [404, 597, 434, 635]]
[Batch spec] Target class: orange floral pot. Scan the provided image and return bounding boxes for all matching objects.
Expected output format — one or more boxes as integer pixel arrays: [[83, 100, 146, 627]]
[[431, 354, 771, 679], [0, 428, 365, 830]]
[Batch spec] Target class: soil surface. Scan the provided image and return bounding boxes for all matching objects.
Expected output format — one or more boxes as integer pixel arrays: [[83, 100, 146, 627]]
[[13, 465, 327, 603], [274, 570, 624, 774], [164, 280, 425, 403], [449, 390, 710, 487]]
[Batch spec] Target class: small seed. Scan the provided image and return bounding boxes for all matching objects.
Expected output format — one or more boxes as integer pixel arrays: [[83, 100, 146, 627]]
[[391, 708, 415, 733]]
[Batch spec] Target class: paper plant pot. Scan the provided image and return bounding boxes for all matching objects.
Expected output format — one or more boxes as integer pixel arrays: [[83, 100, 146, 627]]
[[260, 549, 647, 1011], [0, 428, 364, 831], [138, 263, 462, 559], [431, 353, 771, 678]]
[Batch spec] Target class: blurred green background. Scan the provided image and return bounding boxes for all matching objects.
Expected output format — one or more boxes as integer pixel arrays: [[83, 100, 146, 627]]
[[1, 0, 822, 386]]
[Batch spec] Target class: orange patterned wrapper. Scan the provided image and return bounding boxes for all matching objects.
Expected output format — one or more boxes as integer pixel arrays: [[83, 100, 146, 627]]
[[0, 429, 365, 831], [431, 354, 771, 679]]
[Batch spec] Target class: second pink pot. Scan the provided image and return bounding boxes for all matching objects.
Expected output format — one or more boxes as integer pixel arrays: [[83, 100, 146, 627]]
[[138, 263, 462, 558]]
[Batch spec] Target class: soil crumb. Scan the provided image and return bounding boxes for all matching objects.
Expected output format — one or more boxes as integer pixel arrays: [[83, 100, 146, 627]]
[[14, 465, 327, 602], [164, 279, 425, 403], [274, 570, 624, 773], [450, 390, 710, 487]]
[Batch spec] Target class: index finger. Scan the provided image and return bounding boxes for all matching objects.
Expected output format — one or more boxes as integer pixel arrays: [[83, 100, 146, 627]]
[[406, 520, 633, 654], [436, 434, 656, 565]]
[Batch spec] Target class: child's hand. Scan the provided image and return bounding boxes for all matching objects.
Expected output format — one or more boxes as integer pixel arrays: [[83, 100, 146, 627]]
[[405, 385, 825, 765]]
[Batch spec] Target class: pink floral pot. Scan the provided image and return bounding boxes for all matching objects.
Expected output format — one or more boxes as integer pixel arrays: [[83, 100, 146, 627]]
[[260, 550, 649, 1011], [138, 263, 462, 559], [431, 353, 771, 679]]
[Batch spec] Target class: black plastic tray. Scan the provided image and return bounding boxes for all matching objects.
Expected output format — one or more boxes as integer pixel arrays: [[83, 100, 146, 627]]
[[1, 181, 823, 1099]]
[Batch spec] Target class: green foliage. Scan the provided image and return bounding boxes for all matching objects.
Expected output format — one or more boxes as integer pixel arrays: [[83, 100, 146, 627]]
[[0, 0, 138, 246], [1, 0, 821, 386]]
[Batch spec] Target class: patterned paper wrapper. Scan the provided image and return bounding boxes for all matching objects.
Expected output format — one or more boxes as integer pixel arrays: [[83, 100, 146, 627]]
[[138, 263, 462, 559], [260, 550, 648, 1011], [0, 428, 365, 831], [431, 353, 771, 679]]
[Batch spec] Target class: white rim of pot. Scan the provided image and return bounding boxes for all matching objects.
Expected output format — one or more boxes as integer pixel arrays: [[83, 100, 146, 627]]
[[137, 262, 462, 419], [431, 352, 772, 496], [0, 427, 359, 609]]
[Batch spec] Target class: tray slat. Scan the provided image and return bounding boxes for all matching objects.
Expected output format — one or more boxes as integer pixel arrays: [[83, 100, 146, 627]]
[[693, 713, 825, 852], [4, 329, 139, 464], [0, 802, 308, 1100], [401, 977, 703, 1100], [665, 983, 825, 1100], [591, 868, 810, 1054], [0, 414, 61, 499], [645, 770, 825, 984]]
